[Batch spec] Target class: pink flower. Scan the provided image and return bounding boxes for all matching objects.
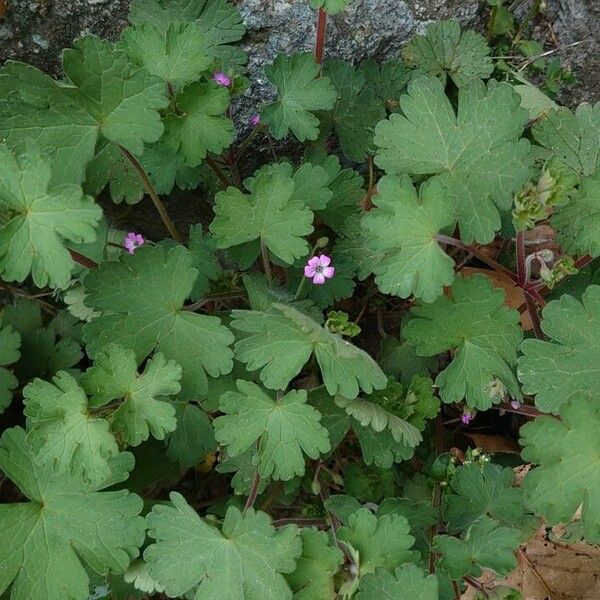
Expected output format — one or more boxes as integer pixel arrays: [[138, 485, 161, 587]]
[[213, 71, 231, 87], [249, 114, 260, 126], [461, 411, 473, 425], [304, 254, 335, 285], [510, 400, 521, 410], [124, 232, 145, 255]]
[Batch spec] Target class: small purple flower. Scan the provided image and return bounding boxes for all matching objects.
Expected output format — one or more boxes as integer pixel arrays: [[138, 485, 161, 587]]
[[461, 411, 473, 425], [213, 71, 231, 87], [124, 232, 145, 255], [510, 400, 521, 410], [304, 254, 335, 285], [249, 114, 260, 126]]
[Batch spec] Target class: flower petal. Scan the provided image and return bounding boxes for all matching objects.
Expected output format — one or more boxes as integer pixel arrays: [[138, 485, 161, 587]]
[[322, 266, 335, 279], [308, 256, 321, 268], [312, 273, 326, 285], [304, 266, 317, 277], [319, 255, 331, 267]]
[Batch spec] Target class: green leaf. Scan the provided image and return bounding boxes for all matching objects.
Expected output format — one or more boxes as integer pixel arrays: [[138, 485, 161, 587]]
[[517, 285, 600, 413], [83, 244, 234, 399], [336, 214, 385, 281], [405, 274, 523, 409], [164, 82, 234, 166], [144, 492, 302, 599], [344, 463, 397, 502], [188, 224, 221, 300], [445, 463, 526, 533], [520, 398, 600, 542], [23, 371, 119, 487], [166, 402, 217, 468], [128, 0, 246, 71], [337, 508, 416, 577], [378, 335, 435, 383], [532, 103, 600, 176], [120, 22, 212, 86], [322, 60, 385, 161], [214, 380, 330, 480], [434, 516, 520, 578], [552, 170, 600, 258], [308, 387, 352, 449], [402, 20, 493, 87], [361, 59, 413, 113], [0, 37, 169, 185], [262, 53, 337, 141], [357, 563, 439, 600], [374, 76, 531, 243], [309, 0, 350, 15], [81, 344, 180, 446], [0, 320, 20, 412], [210, 164, 314, 264], [362, 175, 455, 302], [285, 528, 344, 600], [0, 143, 102, 289], [231, 303, 387, 398], [0, 427, 145, 600], [354, 425, 415, 468]]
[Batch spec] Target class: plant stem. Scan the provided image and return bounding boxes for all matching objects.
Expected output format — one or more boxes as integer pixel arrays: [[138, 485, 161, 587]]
[[516, 231, 527, 286], [118, 145, 184, 244], [260, 237, 273, 287], [69, 249, 98, 269], [437, 235, 518, 282], [235, 123, 266, 164], [183, 291, 245, 312], [244, 471, 262, 514], [273, 517, 326, 528], [259, 481, 283, 512], [493, 401, 546, 418], [314, 8, 327, 65], [428, 415, 445, 574], [206, 155, 233, 189], [486, 5, 498, 42], [523, 291, 544, 338]]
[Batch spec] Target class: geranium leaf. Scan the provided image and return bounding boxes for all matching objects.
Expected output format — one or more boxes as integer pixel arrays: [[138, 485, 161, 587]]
[[0, 427, 145, 600], [518, 285, 600, 413], [231, 303, 387, 398], [402, 20, 493, 87], [144, 492, 301, 599], [262, 53, 337, 142], [285, 528, 344, 600], [361, 175, 455, 302], [357, 563, 439, 600], [210, 164, 314, 264], [214, 380, 330, 480], [0, 143, 102, 289], [0, 320, 20, 412], [434, 516, 520, 578], [374, 75, 531, 243], [83, 244, 234, 399], [309, 0, 351, 15], [405, 274, 523, 409], [188, 224, 221, 300], [520, 398, 600, 543]]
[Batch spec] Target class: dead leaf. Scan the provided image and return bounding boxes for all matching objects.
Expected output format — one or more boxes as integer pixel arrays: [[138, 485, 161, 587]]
[[459, 432, 521, 454]]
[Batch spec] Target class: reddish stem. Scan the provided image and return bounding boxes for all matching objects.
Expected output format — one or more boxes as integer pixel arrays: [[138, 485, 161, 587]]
[[69, 250, 98, 269], [244, 471, 262, 514], [516, 231, 526, 286], [523, 291, 544, 339], [314, 9, 327, 65]]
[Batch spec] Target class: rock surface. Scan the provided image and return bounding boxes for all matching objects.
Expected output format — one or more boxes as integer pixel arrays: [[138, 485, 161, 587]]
[[0, 0, 598, 116]]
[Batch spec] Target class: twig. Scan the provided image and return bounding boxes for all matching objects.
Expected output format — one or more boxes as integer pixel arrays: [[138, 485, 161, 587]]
[[118, 145, 184, 244]]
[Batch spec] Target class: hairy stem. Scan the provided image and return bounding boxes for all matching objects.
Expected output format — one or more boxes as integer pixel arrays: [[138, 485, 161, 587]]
[[516, 231, 527, 286], [244, 471, 262, 514], [512, 0, 542, 47], [314, 8, 327, 65], [69, 249, 98, 269], [523, 290, 544, 339], [118, 145, 184, 244], [486, 5, 498, 42], [206, 155, 233, 189]]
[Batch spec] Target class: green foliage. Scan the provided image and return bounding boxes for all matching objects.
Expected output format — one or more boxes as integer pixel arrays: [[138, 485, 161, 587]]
[[0, 427, 145, 600], [231, 303, 387, 397], [262, 53, 337, 141], [518, 286, 600, 413], [2, 11, 600, 598], [402, 20, 494, 87], [434, 517, 521, 578], [362, 175, 455, 302], [520, 398, 600, 542], [144, 492, 301, 599], [83, 244, 234, 399], [375, 76, 531, 243], [405, 275, 523, 409], [214, 379, 330, 480]]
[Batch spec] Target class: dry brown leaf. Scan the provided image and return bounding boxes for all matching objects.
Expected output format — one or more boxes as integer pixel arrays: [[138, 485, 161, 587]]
[[459, 432, 521, 454], [462, 525, 600, 600]]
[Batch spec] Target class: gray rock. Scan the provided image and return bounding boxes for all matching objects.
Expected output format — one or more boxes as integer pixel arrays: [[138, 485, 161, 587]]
[[0, 0, 597, 116]]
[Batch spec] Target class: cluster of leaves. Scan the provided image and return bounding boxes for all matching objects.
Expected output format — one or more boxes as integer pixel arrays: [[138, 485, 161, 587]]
[[0, 1, 598, 599]]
